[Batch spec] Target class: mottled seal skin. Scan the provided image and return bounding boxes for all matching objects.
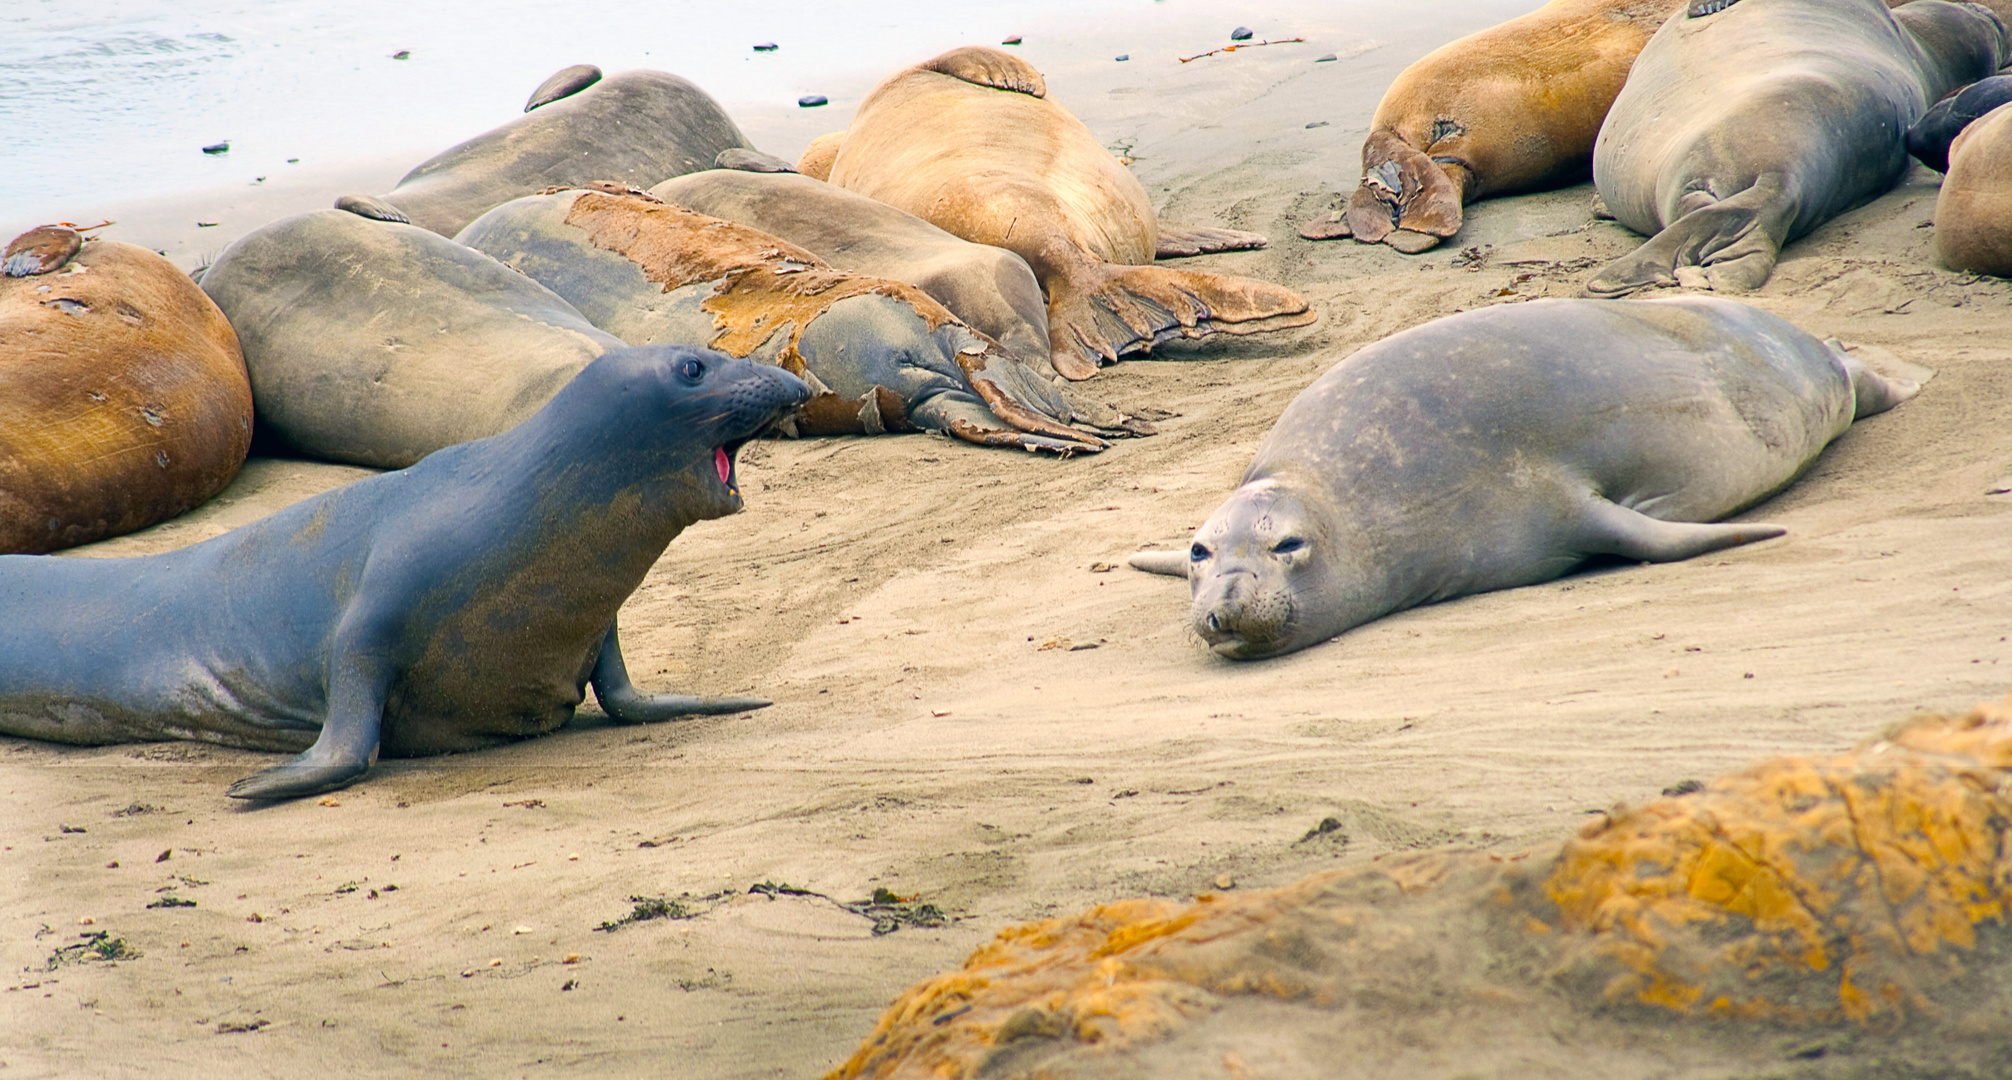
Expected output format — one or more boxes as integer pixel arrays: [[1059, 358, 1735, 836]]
[[200, 208, 624, 469], [1, 230, 252, 555], [0, 348, 809, 800], [1302, 0, 1679, 252], [1935, 102, 2012, 275], [458, 188, 1105, 453], [651, 168, 1054, 375], [346, 68, 752, 237], [1908, 73, 2012, 172], [822, 47, 1314, 380], [1587, 0, 2009, 296], [1138, 298, 1920, 660]]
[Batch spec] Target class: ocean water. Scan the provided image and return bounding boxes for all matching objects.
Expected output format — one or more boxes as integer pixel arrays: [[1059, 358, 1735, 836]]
[[0, 0, 1348, 225]]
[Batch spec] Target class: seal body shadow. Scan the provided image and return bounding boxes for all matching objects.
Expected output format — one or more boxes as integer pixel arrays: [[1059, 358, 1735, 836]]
[[0, 348, 809, 799], [1169, 297, 1921, 660], [1587, 0, 2009, 296]]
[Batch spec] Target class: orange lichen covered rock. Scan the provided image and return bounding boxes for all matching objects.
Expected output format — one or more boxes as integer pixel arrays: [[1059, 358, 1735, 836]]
[[832, 696, 2012, 1079]]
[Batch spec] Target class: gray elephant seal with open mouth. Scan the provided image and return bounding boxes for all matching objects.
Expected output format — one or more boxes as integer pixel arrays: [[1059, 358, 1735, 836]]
[[0, 347, 807, 799], [1132, 297, 1921, 660]]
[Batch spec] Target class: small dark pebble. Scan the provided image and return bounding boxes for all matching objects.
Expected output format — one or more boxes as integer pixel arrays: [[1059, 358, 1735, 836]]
[[196, 222, 219, 228], [1115, 54, 1129, 62], [201, 142, 229, 155], [1305, 121, 1328, 129], [752, 42, 778, 52], [1314, 53, 1338, 62], [1001, 35, 1022, 45], [1230, 26, 1254, 40], [1661, 779, 1705, 797], [286, 157, 299, 163], [391, 50, 410, 60], [797, 94, 828, 108]]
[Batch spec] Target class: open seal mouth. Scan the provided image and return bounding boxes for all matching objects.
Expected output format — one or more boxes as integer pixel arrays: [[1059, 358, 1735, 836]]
[[713, 442, 744, 498]]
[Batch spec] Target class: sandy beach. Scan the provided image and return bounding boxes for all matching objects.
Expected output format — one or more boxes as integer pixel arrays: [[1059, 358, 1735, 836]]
[[4, 1, 2012, 1076]]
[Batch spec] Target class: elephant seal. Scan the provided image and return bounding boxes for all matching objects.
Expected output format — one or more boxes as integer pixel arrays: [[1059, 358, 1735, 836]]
[[0, 347, 809, 800], [1935, 102, 2012, 275], [1132, 297, 1921, 660], [2, 226, 252, 555], [821, 47, 1315, 380], [796, 132, 845, 181], [1300, 0, 1678, 253], [200, 208, 625, 469], [1908, 73, 2012, 172], [457, 187, 1106, 453], [1586, 0, 2009, 296], [651, 168, 1054, 374], [338, 67, 752, 237]]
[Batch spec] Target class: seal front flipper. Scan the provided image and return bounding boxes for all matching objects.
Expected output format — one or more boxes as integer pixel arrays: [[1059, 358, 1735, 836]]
[[1576, 499, 1784, 564], [1154, 224, 1268, 259], [334, 193, 411, 224], [525, 64, 602, 112], [227, 629, 393, 801], [1045, 256, 1315, 379], [921, 46, 1046, 97], [590, 625, 769, 721]]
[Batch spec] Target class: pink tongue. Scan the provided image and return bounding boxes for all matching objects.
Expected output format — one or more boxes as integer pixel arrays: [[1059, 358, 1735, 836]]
[[715, 447, 731, 484]]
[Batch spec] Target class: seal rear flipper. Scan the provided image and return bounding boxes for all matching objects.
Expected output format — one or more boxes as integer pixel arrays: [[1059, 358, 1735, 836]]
[[1045, 261, 1315, 379], [1824, 339, 1927, 419], [954, 338, 1110, 449], [591, 625, 769, 721], [525, 64, 602, 112], [1346, 129, 1464, 248], [1583, 174, 1794, 297], [1578, 499, 1785, 563], [1155, 224, 1268, 259], [334, 193, 411, 224], [921, 47, 1046, 97], [1297, 207, 1354, 242]]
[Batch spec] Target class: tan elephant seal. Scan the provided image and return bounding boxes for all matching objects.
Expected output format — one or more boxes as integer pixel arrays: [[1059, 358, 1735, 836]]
[[796, 132, 844, 181], [1935, 102, 2012, 275], [1, 226, 251, 554], [1586, 0, 2009, 296], [1301, 0, 1680, 253], [821, 46, 1315, 380]]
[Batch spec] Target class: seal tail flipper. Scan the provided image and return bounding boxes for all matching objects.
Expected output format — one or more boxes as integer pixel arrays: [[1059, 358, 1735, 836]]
[[1128, 550, 1190, 576], [334, 194, 410, 224], [1046, 260, 1316, 379], [524, 64, 602, 112], [921, 47, 1047, 97], [591, 625, 770, 721], [1583, 173, 1795, 297], [1298, 207, 1354, 241], [1155, 224, 1268, 259], [1346, 128, 1465, 248], [1824, 339, 1929, 419], [1578, 499, 1785, 563]]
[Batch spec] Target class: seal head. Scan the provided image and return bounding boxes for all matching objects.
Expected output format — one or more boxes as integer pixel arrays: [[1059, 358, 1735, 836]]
[[1187, 480, 1355, 660]]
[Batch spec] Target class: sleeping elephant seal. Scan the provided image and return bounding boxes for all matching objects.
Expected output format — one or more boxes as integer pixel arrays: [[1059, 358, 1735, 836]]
[[339, 67, 751, 237], [1935, 102, 2012, 275], [821, 47, 1315, 380], [200, 208, 624, 469], [1, 226, 252, 554], [1908, 73, 2012, 173], [1586, 0, 2009, 297], [1301, 0, 1679, 252], [1132, 298, 1921, 660], [650, 168, 1053, 375], [457, 187, 1106, 454], [0, 347, 809, 800]]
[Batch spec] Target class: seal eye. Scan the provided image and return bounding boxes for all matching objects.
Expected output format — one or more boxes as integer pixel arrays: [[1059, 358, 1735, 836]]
[[1272, 537, 1306, 555], [679, 358, 705, 382], [1189, 542, 1210, 562]]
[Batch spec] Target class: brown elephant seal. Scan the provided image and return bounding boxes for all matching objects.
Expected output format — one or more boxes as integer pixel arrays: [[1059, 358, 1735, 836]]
[[1132, 297, 1921, 660], [1301, 0, 1679, 253], [1586, 0, 2009, 296], [0, 347, 808, 801], [456, 187, 1106, 453], [1, 226, 251, 555], [796, 132, 845, 181], [199, 208, 624, 469], [1935, 101, 2012, 275], [821, 46, 1314, 380], [651, 168, 1054, 375], [338, 67, 752, 237]]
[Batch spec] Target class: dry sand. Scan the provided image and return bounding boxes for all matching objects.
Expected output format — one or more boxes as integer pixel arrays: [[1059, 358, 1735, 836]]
[[5, 4, 2012, 1076]]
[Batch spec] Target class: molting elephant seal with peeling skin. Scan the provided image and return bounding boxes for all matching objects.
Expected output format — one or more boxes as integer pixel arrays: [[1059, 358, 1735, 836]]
[[818, 46, 1315, 380], [457, 187, 1107, 454], [1585, 0, 2009, 297], [1301, 0, 1680, 254], [2, 226, 252, 554], [336, 67, 752, 237], [200, 208, 626, 469], [0, 347, 809, 801], [1934, 101, 2012, 276], [1131, 297, 1922, 660]]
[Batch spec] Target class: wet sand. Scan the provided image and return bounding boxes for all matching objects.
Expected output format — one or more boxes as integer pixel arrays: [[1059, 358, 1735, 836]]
[[5, 2, 2012, 1076]]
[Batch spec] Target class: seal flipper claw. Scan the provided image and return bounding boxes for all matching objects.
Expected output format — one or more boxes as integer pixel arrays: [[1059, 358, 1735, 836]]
[[1579, 499, 1785, 563], [1154, 224, 1268, 259], [334, 194, 411, 224], [591, 625, 770, 722], [525, 64, 602, 112]]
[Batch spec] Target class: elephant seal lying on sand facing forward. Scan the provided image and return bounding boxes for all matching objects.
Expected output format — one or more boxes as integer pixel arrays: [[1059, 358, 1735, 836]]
[[1132, 297, 1921, 660], [0, 348, 808, 800]]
